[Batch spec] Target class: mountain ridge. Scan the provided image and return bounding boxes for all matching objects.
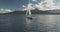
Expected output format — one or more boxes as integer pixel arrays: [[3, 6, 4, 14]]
[[0, 9, 60, 14]]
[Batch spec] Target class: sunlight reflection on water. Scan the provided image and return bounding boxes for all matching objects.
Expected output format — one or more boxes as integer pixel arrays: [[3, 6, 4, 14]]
[[25, 15, 59, 32]]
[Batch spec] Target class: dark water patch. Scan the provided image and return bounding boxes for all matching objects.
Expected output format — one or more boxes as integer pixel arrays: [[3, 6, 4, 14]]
[[0, 14, 26, 32]]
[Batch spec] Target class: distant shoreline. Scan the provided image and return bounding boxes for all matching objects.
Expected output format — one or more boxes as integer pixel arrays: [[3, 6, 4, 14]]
[[0, 12, 60, 15], [0, 9, 60, 15]]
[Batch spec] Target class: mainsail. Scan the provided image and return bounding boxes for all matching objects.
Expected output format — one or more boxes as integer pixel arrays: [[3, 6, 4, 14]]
[[26, 5, 31, 17], [26, 0, 32, 17], [26, 0, 34, 19], [26, 9, 31, 18]]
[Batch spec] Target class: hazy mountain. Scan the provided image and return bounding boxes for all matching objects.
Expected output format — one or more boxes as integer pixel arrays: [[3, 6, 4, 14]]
[[0, 9, 60, 14]]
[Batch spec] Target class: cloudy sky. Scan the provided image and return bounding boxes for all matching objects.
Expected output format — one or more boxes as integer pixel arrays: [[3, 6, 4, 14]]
[[0, 0, 60, 10]]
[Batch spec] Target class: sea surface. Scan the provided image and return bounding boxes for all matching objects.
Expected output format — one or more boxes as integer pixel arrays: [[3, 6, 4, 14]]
[[0, 14, 60, 32]]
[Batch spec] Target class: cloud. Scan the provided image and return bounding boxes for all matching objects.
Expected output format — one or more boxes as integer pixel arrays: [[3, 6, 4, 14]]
[[22, 5, 26, 7], [27, 3, 35, 10], [22, 3, 35, 10], [34, 0, 54, 10], [34, 0, 60, 10], [0, 8, 12, 13], [22, 0, 60, 10], [32, 0, 37, 2]]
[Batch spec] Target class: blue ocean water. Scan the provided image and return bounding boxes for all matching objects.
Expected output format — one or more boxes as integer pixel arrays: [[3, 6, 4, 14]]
[[0, 14, 26, 32], [0, 14, 60, 32], [25, 15, 60, 32]]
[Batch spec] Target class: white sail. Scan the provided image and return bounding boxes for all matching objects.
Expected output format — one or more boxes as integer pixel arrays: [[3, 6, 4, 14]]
[[29, 9, 31, 15], [26, 8, 31, 17], [26, 0, 32, 18], [26, 3, 32, 17]]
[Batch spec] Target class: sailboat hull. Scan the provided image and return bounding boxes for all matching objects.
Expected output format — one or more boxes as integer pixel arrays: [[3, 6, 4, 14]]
[[27, 17, 32, 20]]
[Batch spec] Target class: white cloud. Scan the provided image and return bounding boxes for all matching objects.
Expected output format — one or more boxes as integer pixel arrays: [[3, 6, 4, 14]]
[[22, 3, 35, 11], [27, 3, 35, 10], [27, 3, 34, 10], [22, 0, 60, 10], [0, 8, 13, 13], [34, 0, 60, 10], [32, 0, 37, 2], [22, 5, 26, 7]]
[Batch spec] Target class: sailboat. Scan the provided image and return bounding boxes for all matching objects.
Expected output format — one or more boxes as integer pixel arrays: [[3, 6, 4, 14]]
[[26, 2, 32, 19], [26, 7, 32, 19]]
